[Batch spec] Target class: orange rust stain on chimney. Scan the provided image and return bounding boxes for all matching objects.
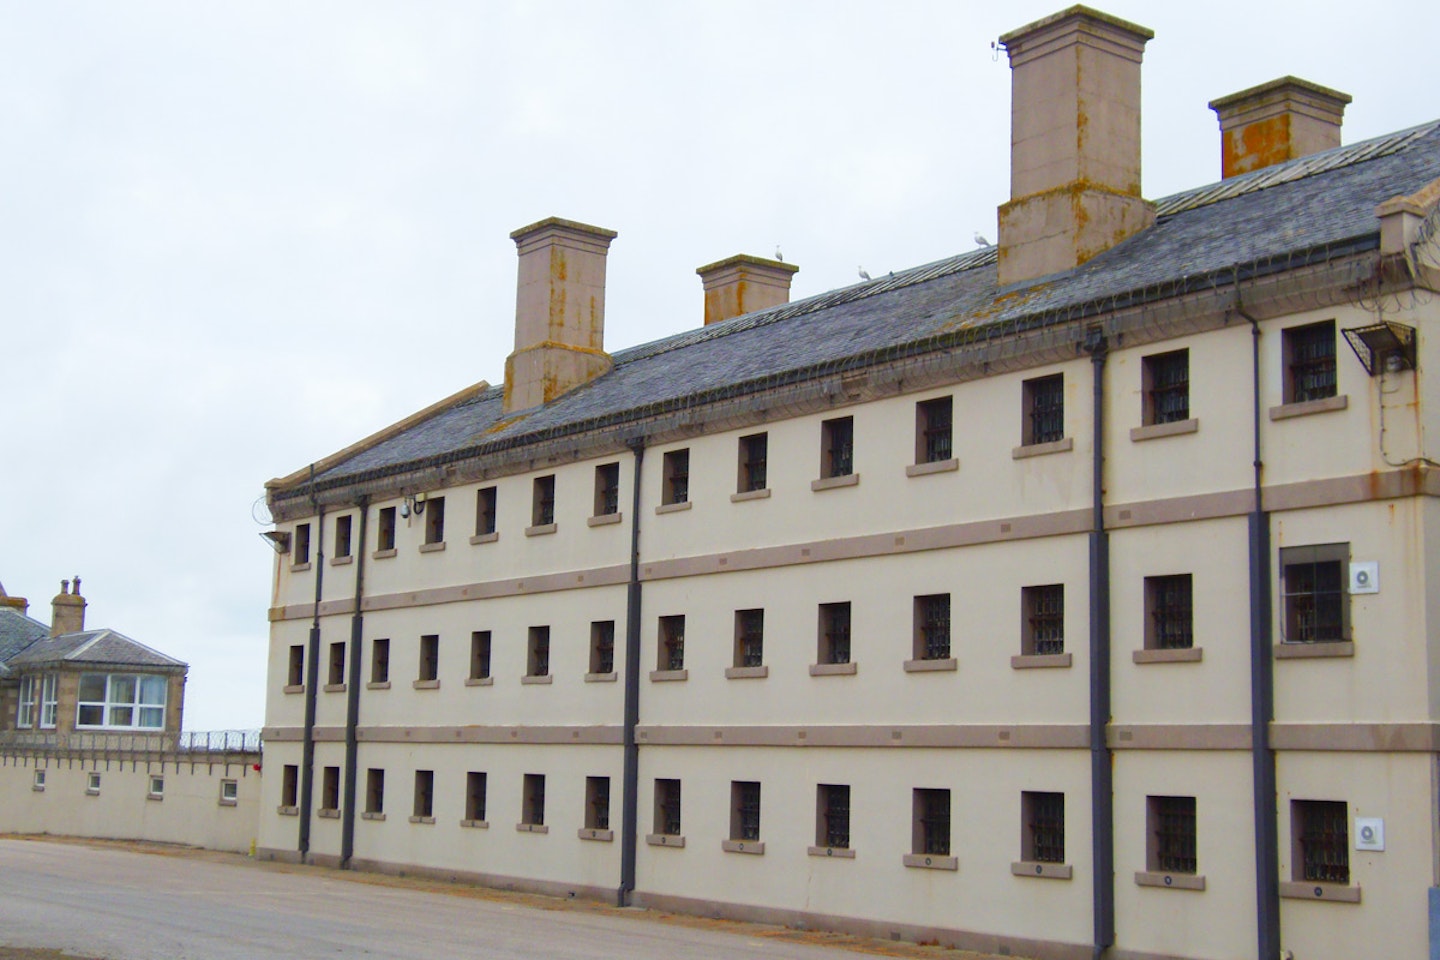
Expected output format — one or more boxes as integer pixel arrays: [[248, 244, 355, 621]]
[[1225, 114, 1293, 178]]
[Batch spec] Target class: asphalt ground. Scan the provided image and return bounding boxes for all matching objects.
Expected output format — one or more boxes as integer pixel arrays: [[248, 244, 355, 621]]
[[0, 837, 1010, 960]]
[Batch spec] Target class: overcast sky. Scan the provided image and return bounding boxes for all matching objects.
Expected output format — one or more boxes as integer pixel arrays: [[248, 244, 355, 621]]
[[2, 1, 1436, 731]]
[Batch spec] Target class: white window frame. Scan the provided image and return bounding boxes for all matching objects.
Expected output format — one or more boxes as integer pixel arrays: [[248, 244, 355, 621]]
[[16, 675, 35, 728], [39, 673, 58, 729], [75, 673, 168, 730]]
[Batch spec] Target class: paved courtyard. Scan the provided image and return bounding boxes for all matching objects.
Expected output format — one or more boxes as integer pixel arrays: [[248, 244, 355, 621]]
[[0, 838, 1003, 960]]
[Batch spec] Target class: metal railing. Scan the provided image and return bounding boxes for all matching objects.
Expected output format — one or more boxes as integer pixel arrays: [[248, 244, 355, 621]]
[[0, 729, 262, 765]]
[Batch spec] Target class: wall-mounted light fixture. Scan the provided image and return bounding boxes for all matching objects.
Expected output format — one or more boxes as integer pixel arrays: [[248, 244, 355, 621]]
[[1343, 321, 1417, 376]]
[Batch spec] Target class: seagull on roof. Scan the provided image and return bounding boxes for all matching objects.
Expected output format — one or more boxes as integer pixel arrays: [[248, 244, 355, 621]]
[[774, 245, 784, 262], [858, 266, 871, 281], [974, 232, 993, 247]]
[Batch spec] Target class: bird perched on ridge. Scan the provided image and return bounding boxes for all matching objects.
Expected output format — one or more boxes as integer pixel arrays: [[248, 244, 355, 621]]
[[974, 232, 993, 247], [858, 266, 871, 281]]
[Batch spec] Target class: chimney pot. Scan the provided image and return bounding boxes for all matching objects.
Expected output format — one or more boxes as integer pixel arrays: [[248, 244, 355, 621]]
[[695, 255, 799, 326], [996, 5, 1156, 286], [51, 576, 86, 637], [1209, 77, 1351, 179], [503, 217, 618, 414]]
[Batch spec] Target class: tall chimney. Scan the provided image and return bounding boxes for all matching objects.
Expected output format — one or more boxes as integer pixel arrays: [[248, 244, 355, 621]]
[[996, 6, 1155, 286], [51, 577, 85, 637], [696, 255, 799, 326], [503, 217, 617, 414], [1208, 77, 1350, 179]]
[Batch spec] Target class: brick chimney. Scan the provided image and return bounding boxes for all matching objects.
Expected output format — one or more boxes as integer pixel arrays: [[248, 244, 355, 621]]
[[51, 577, 85, 637], [996, 6, 1155, 286], [696, 255, 799, 326], [1209, 77, 1351, 179], [503, 217, 617, 414]]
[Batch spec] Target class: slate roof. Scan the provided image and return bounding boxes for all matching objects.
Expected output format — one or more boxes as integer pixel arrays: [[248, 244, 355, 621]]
[[6, 629, 187, 671], [0, 608, 48, 679], [282, 120, 1440, 496]]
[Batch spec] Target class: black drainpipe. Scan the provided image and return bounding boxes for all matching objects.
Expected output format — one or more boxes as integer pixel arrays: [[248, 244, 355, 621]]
[[341, 497, 369, 869], [618, 438, 645, 906], [1241, 307, 1281, 959], [1083, 329, 1114, 960], [298, 466, 325, 860]]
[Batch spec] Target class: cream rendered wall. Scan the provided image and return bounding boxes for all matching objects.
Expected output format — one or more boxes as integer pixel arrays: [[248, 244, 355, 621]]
[[256, 739, 301, 853], [639, 542, 1090, 729], [0, 761, 259, 852], [634, 746, 1092, 947], [1275, 751, 1432, 960]]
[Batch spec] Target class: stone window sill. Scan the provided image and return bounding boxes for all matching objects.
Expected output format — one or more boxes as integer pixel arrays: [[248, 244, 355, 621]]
[[808, 846, 856, 859], [515, 823, 549, 834], [366, 681, 391, 690], [730, 488, 772, 503], [31, 784, 44, 793], [906, 458, 958, 478], [1270, 394, 1348, 421], [1012, 437, 1074, 460], [1130, 418, 1199, 442], [219, 798, 238, 808], [465, 677, 493, 687], [809, 662, 858, 677], [578, 828, 614, 842], [725, 665, 769, 680], [525, 523, 557, 537], [412, 679, 440, 690], [1275, 641, 1354, 659], [147, 793, 164, 802], [521, 674, 553, 685], [1133, 647, 1203, 664], [459, 819, 489, 829], [647, 834, 685, 848], [85, 789, 100, 797], [469, 532, 499, 545], [317, 808, 340, 819], [649, 669, 688, 682], [1013, 861, 1072, 880], [289, 563, 312, 573], [360, 811, 385, 821], [277, 805, 299, 817], [722, 839, 764, 855], [904, 658, 957, 673], [1011, 653, 1072, 669], [418, 541, 446, 554], [329, 555, 354, 567], [323, 683, 347, 693], [585, 672, 617, 683], [1278, 880, 1353, 903], [283, 684, 305, 695], [371, 549, 397, 560], [587, 513, 622, 527], [903, 853, 957, 871], [1136, 871, 1205, 891], [655, 501, 693, 515], [408, 815, 436, 825], [811, 474, 860, 492]]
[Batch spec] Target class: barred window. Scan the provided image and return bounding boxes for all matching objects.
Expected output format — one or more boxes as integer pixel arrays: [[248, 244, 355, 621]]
[[465, 771, 487, 822], [377, 507, 396, 551], [738, 433, 768, 493], [1148, 795, 1197, 874], [475, 486, 497, 536], [527, 626, 550, 677], [590, 621, 615, 675], [1293, 799, 1348, 884], [818, 602, 852, 665], [817, 784, 851, 849], [659, 615, 685, 671], [734, 609, 765, 668], [594, 463, 620, 518], [321, 766, 340, 811], [654, 778, 682, 836], [732, 781, 762, 841], [663, 449, 690, 505], [370, 638, 390, 684], [821, 417, 854, 478], [417, 634, 439, 682], [364, 768, 383, 814], [522, 773, 546, 826], [1145, 574, 1194, 650], [1281, 543, 1348, 643], [1023, 791, 1065, 863], [1023, 585, 1064, 655], [334, 514, 353, 558], [423, 496, 445, 545], [914, 788, 951, 856], [916, 397, 953, 464], [1284, 321, 1337, 404], [915, 594, 951, 660], [469, 631, 492, 681], [1024, 374, 1065, 445], [532, 476, 556, 526], [586, 776, 611, 831], [413, 770, 434, 818], [1143, 350, 1190, 425]]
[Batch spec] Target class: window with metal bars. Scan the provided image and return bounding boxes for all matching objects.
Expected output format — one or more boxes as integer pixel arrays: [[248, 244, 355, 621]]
[[475, 487, 497, 536], [321, 766, 340, 810], [1148, 795, 1197, 874], [659, 615, 685, 671], [1281, 544, 1348, 643], [914, 788, 950, 856], [532, 476, 555, 526], [423, 496, 445, 544], [732, 781, 762, 841], [590, 621, 615, 675], [1023, 791, 1065, 863], [1284, 321, 1337, 404], [294, 523, 311, 564], [915, 397, 953, 464], [738, 433, 768, 492], [418, 634, 439, 682], [522, 774, 545, 826], [1143, 350, 1190, 424], [654, 779, 682, 836], [465, 771, 487, 822], [1145, 574, 1194, 650], [734, 609, 764, 667], [334, 514, 353, 558], [377, 507, 396, 551], [1293, 799, 1349, 884], [915, 594, 951, 660], [470, 631, 491, 680], [1024, 374, 1065, 445], [328, 641, 346, 686], [413, 770, 434, 818], [287, 645, 304, 687], [1023, 585, 1064, 655], [364, 768, 384, 815], [594, 463, 620, 517], [370, 638, 389, 684], [663, 449, 689, 505], [586, 777, 610, 831], [817, 784, 851, 849], [527, 626, 550, 677], [281, 764, 299, 808], [821, 417, 854, 478], [818, 602, 851, 665]]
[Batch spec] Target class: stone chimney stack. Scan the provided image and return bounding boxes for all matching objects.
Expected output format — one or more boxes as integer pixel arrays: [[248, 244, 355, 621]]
[[996, 6, 1155, 286], [0, 582, 28, 617], [1208, 77, 1351, 179], [503, 217, 618, 414], [696, 255, 799, 326], [51, 576, 86, 637]]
